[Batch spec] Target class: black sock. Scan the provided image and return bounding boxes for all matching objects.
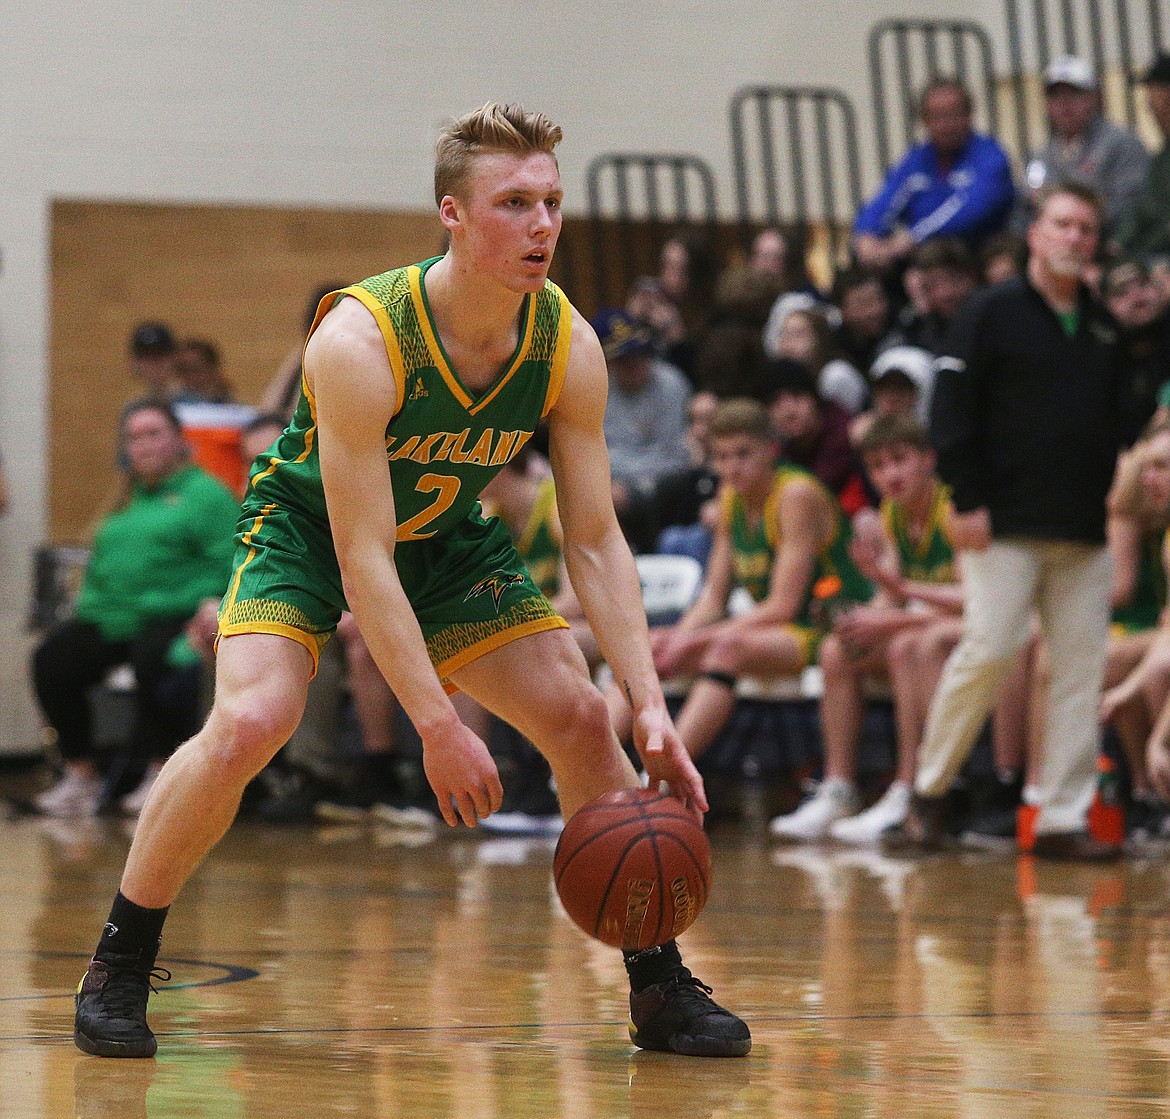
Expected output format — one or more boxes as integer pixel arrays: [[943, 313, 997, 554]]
[[96, 891, 169, 962], [623, 940, 684, 993]]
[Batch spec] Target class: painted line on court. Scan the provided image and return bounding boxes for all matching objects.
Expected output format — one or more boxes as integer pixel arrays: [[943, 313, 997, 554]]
[[2, 953, 259, 1003]]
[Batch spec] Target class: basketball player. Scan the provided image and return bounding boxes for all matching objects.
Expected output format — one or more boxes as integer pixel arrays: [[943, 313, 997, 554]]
[[633, 398, 870, 761], [73, 103, 750, 1060]]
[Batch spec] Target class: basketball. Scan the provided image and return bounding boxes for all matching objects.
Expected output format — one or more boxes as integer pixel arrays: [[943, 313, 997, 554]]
[[552, 787, 712, 950]]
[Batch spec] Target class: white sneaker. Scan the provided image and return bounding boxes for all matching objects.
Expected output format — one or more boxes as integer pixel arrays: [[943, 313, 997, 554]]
[[118, 762, 163, 817], [829, 781, 912, 846], [33, 770, 103, 818], [769, 779, 859, 841]]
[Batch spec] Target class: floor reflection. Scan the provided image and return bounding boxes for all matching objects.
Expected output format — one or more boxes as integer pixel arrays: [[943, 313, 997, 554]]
[[3, 818, 1170, 1118]]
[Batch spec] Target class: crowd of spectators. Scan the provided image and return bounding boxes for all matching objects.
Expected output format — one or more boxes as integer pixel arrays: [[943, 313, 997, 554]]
[[23, 55, 1170, 858], [590, 53, 1170, 855]]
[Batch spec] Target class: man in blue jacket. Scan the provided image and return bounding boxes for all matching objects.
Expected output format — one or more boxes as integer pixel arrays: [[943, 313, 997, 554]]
[[854, 79, 1015, 273]]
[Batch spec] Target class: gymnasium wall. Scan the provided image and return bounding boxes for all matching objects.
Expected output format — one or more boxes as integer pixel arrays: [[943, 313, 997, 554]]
[[0, 0, 1043, 750]]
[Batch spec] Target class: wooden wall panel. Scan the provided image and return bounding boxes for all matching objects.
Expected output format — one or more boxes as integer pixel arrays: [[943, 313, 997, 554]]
[[49, 200, 447, 542]]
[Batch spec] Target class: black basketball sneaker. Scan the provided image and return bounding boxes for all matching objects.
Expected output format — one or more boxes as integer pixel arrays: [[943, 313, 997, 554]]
[[74, 951, 170, 1058], [629, 967, 751, 1057]]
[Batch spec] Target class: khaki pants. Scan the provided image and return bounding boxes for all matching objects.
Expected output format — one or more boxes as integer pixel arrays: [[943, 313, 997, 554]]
[[915, 539, 1111, 835]]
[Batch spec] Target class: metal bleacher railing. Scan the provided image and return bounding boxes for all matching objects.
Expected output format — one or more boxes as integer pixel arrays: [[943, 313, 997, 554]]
[[870, 4, 1168, 170], [868, 19, 1000, 171], [1002, 0, 1169, 153], [729, 85, 863, 266], [584, 3, 1167, 310], [584, 152, 718, 312]]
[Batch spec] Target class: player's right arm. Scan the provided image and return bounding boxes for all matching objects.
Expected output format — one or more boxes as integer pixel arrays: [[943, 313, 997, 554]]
[[304, 298, 502, 828]]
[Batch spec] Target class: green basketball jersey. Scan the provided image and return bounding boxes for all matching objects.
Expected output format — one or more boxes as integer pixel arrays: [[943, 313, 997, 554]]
[[880, 481, 957, 585], [515, 478, 562, 598], [720, 466, 871, 623], [242, 257, 572, 542], [1112, 527, 1167, 633]]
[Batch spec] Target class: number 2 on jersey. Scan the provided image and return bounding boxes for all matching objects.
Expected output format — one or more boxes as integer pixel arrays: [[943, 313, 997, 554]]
[[396, 473, 461, 541]]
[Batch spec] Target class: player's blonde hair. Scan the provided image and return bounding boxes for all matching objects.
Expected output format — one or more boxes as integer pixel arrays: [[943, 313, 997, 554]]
[[434, 102, 563, 204], [709, 398, 772, 442]]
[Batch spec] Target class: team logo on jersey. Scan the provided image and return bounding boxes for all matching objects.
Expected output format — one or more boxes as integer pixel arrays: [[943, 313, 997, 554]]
[[464, 570, 524, 611]]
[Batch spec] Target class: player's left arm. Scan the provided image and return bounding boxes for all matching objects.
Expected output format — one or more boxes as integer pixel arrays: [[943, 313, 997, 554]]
[[547, 310, 706, 813]]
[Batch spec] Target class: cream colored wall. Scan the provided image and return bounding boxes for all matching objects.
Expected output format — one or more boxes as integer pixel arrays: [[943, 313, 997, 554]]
[[0, 0, 1138, 750]]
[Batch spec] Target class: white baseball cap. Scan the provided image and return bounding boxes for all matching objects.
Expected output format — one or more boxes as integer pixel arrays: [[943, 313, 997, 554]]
[[1044, 56, 1097, 90]]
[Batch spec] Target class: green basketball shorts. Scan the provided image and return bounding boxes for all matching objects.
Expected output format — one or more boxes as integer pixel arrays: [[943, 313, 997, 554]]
[[218, 499, 566, 686]]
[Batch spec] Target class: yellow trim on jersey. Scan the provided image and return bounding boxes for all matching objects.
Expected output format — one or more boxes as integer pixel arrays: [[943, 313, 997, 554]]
[[331, 285, 409, 420], [220, 503, 277, 617], [435, 615, 570, 693], [880, 481, 954, 561], [542, 284, 574, 418], [407, 265, 538, 416], [469, 295, 537, 417], [408, 265, 472, 408], [251, 388, 319, 489], [762, 480, 783, 551], [217, 622, 323, 678]]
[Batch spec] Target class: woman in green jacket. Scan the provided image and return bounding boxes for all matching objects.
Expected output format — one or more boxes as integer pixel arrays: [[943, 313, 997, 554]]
[[32, 400, 240, 817]]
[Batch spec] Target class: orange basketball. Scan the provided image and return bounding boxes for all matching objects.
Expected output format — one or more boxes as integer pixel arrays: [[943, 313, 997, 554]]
[[552, 788, 712, 950]]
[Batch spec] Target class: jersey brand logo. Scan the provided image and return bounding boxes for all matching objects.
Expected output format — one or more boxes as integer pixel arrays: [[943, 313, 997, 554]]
[[464, 571, 524, 612], [409, 375, 429, 400]]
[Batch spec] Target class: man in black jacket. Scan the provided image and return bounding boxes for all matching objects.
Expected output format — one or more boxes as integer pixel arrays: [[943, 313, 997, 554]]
[[890, 182, 1125, 860]]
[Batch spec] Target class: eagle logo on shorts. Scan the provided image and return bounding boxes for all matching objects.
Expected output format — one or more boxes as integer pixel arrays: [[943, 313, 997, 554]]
[[464, 570, 524, 611]]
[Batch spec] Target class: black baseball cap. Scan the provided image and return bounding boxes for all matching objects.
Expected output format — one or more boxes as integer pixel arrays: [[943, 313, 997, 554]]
[[130, 322, 176, 357]]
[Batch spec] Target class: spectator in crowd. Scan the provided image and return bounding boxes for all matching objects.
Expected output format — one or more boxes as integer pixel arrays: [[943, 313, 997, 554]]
[[172, 340, 234, 405], [610, 398, 869, 761], [128, 322, 177, 403], [978, 231, 1029, 286], [30, 401, 240, 817], [694, 265, 777, 399], [748, 227, 790, 283], [849, 345, 935, 445], [889, 238, 982, 356], [771, 306, 868, 416], [770, 415, 964, 842], [1118, 54, 1170, 263], [652, 389, 721, 565], [853, 78, 1015, 273], [888, 182, 1126, 860], [626, 275, 694, 377], [657, 233, 720, 359], [596, 308, 692, 550], [1103, 260, 1170, 442], [831, 269, 895, 374], [1016, 56, 1150, 238], [1098, 422, 1170, 833], [766, 360, 869, 515]]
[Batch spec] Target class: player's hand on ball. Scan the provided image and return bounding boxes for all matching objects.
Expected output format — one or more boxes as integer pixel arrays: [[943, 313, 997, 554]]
[[421, 721, 503, 827], [633, 706, 708, 819]]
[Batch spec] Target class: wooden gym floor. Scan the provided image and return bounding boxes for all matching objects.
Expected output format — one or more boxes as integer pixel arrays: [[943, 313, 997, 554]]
[[2, 811, 1170, 1118]]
